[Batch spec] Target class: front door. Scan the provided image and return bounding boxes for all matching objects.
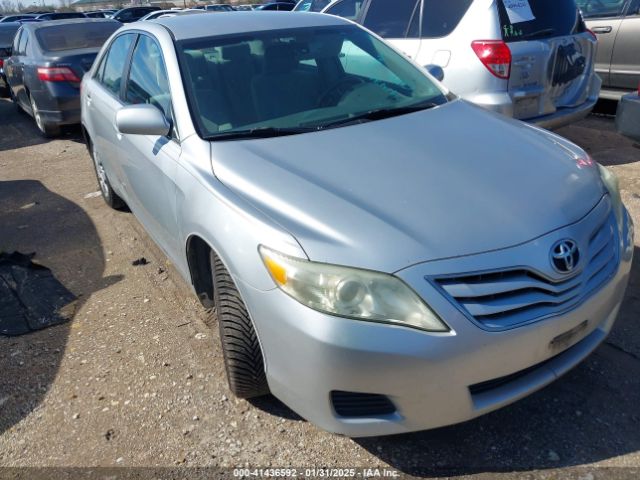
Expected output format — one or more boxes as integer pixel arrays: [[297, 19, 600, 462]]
[[118, 34, 181, 260]]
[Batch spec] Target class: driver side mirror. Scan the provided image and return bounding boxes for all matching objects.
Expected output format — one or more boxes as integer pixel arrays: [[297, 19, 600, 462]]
[[116, 104, 170, 137], [425, 64, 445, 82]]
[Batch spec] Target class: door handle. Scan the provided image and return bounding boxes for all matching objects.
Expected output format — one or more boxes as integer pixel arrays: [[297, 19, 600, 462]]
[[592, 26, 613, 34]]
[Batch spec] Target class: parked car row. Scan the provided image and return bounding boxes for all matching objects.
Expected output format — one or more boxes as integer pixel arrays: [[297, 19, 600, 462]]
[[2, 0, 638, 139]]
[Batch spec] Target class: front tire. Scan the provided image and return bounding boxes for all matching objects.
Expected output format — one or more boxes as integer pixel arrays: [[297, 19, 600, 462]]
[[90, 140, 125, 210], [210, 251, 269, 399], [29, 93, 60, 137]]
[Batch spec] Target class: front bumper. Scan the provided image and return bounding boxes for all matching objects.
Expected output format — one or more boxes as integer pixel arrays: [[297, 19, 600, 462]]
[[238, 205, 633, 437]]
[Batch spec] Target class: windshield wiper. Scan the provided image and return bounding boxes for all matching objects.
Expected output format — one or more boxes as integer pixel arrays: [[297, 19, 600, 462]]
[[520, 28, 556, 40], [205, 126, 316, 141], [317, 102, 440, 129]]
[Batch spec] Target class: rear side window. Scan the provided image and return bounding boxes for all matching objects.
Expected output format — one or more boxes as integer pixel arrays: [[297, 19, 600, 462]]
[[421, 0, 474, 38], [498, 0, 584, 42], [362, 0, 420, 38], [325, 0, 366, 21], [575, 0, 628, 18], [35, 22, 120, 52], [99, 33, 135, 97]]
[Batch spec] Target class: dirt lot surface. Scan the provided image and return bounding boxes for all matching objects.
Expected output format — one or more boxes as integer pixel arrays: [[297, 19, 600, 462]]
[[0, 97, 639, 479]]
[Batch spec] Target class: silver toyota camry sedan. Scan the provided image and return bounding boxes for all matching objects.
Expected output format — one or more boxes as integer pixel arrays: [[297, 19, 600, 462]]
[[81, 12, 634, 437]]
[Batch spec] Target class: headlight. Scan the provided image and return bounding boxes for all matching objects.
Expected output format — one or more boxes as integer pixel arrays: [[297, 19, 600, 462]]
[[259, 246, 449, 332], [598, 164, 624, 231]]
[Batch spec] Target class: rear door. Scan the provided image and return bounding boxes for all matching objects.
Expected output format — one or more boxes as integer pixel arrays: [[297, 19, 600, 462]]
[[579, 0, 630, 86], [610, 0, 640, 90], [497, 0, 598, 121]]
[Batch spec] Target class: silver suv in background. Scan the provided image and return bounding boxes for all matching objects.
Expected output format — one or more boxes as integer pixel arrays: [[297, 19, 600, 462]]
[[321, 0, 601, 129], [577, 0, 640, 99]]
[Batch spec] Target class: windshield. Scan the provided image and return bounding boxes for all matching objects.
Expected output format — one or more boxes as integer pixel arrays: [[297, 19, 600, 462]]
[[575, 0, 627, 18], [178, 25, 447, 140], [35, 22, 120, 52]]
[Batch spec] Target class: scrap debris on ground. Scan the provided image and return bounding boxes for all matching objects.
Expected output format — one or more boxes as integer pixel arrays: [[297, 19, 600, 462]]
[[0, 252, 76, 336]]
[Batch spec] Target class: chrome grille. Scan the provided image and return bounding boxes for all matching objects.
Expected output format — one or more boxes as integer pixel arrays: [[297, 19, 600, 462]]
[[432, 213, 620, 331]]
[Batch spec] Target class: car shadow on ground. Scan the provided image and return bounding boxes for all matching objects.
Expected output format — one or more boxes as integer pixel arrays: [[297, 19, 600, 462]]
[[0, 99, 85, 153], [355, 246, 640, 476], [0, 179, 121, 435], [248, 396, 305, 422]]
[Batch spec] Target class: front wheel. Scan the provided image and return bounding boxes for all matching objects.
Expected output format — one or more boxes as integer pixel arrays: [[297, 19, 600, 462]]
[[210, 251, 269, 399]]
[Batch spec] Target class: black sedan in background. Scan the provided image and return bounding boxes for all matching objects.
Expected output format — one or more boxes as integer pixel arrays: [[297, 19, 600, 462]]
[[4, 19, 121, 136], [0, 23, 19, 95]]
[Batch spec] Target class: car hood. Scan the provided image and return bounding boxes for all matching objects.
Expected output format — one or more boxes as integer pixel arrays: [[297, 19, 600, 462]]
[[210, 100, 604, 273]]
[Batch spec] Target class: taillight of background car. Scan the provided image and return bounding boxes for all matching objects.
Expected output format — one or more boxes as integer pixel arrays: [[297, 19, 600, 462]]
[[37, 66, 81, 83], [471, 40, 512, 80]]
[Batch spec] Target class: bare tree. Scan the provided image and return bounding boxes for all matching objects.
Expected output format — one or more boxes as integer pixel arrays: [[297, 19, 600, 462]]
[[0, 0, 17, 14]]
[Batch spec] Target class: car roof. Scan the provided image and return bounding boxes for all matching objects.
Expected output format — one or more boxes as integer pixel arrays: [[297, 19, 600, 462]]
[[152, 11, 348, 40], [20, 18, 120, 31]]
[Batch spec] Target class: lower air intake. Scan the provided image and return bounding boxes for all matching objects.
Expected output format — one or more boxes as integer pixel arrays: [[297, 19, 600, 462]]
[[331, 391, 396, 417]]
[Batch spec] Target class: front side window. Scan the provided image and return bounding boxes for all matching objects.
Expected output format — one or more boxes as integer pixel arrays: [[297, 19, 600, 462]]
[[362, 0, 421, 38], [324, 0, 365, 20], [125, 35, 172, 122], [178, 25, 447, 140], [100, 33, 135, 96], [575, 0, 628, 18]]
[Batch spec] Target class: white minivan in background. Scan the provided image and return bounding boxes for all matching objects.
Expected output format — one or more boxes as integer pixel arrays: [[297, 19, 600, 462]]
[[300, 0, 602, 129]]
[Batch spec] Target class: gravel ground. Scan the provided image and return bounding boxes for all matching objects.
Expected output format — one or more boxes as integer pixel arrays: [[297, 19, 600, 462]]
[[0, 97, 639, 480]]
